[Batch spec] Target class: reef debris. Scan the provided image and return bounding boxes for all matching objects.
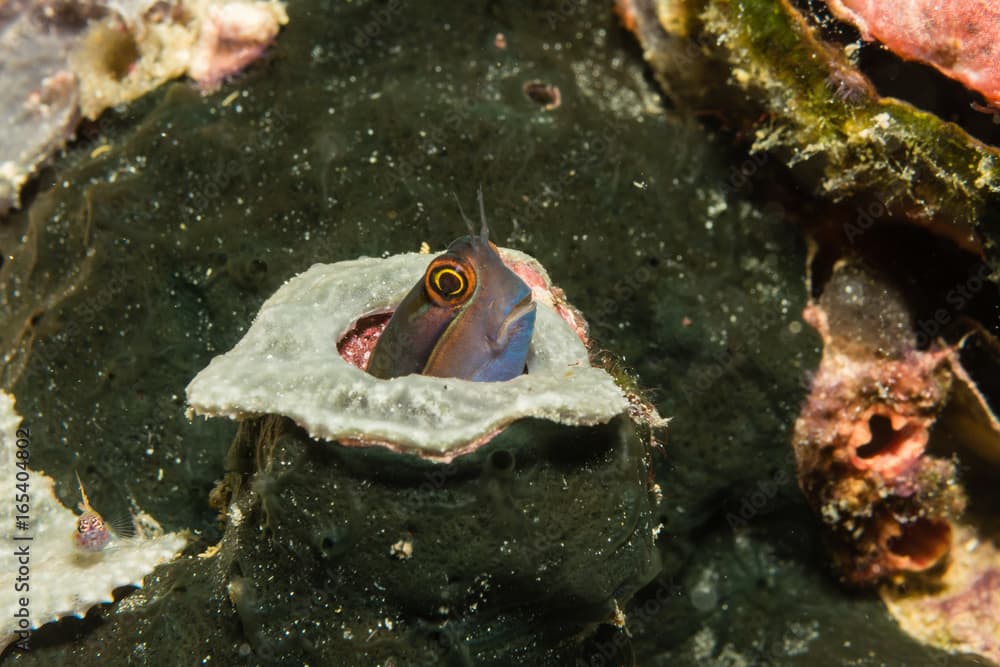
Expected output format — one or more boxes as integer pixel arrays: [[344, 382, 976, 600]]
[[0, 0, 84, 217], [0, 391, 187, 652], [187, 0, 289, 93], [617, 0, 1000, 250], [792, 260, 965, 585], [792, 256, 1000, 663]]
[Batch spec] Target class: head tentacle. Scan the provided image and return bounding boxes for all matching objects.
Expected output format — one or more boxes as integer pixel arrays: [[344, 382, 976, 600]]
[[477, 185, 489, 242], [453, 192, 475, 235]]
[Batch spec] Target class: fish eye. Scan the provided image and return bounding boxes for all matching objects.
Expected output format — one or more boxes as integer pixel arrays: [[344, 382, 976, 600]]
[[425, 259, 475, 304], [434, 267, 464, 295]]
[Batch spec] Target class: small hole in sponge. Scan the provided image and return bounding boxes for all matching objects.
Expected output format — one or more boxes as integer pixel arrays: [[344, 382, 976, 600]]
[[522, 80, 561, 109], [84, 24, 141, 81], [856, 414, 903, 459], [887, 518, 951, 568]]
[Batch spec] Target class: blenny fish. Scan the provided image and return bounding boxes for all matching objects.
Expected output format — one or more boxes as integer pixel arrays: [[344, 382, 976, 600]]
[[74, 473, 112, 552], [366, 193, 536, 382]]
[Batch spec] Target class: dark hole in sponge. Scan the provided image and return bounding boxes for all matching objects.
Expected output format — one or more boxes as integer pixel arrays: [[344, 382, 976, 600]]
[[489, 449, 514, 471], [886, 518, 951, 566], [856, 414, 902, 459]]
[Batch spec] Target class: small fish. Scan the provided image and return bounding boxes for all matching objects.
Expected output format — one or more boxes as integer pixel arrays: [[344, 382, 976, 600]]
[[367, 191, 536, 382], [74, 473, 112, 552]]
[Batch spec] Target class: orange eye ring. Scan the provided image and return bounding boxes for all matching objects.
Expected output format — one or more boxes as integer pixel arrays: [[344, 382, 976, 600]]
[[425, 258, 476, 304]]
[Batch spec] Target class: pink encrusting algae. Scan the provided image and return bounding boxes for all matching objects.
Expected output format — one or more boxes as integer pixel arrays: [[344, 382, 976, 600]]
[[825, 0, 1000, 107]]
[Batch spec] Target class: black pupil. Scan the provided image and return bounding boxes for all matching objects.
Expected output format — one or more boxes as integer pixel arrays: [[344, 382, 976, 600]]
[[437, 269, 462, 295]]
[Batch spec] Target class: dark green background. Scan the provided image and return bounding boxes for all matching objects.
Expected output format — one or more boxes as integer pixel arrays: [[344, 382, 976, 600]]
[[0, 0, 977, 664]]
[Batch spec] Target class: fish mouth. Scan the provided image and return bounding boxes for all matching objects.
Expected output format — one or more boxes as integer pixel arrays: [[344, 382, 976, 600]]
[[495, 293, 536, 346]]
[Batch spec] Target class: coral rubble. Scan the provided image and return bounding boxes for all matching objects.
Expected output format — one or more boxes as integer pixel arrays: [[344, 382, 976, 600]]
[[0, 0, 84, 216], [70, 0, 288, 116], [188, 1, 288, 92], [881, 523, 1000, 664]]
